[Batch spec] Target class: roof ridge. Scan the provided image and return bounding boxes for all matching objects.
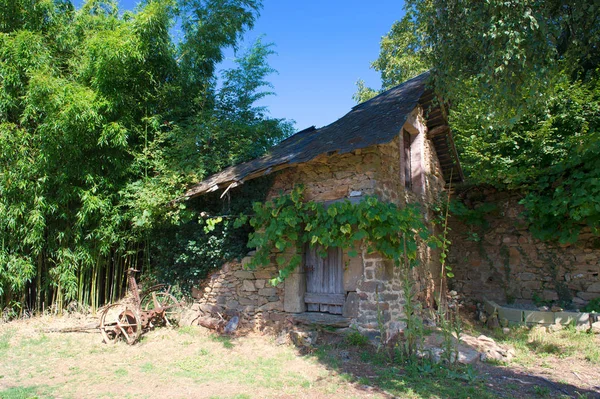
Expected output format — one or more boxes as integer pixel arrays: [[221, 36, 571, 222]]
[[351, 70, 431, 111]]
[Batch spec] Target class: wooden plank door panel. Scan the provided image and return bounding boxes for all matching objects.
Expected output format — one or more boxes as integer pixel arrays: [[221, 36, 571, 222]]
[[304, 245, 344, 314]]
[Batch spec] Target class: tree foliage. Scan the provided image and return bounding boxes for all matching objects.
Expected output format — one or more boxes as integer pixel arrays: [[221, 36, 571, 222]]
[[359, 1, 600, 243], [0, 0, 291, 311]]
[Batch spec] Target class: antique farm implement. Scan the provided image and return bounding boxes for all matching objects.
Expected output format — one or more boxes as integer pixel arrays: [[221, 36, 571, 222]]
[[98, 268, 183, 344], [47, 269, 183, 345]]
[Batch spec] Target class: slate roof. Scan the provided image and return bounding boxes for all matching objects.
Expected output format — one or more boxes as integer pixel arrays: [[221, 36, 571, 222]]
[[183, 71, 463, 200]]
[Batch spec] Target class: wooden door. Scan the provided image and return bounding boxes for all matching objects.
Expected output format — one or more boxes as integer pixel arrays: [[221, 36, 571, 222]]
[[304, 245, 344, 314]]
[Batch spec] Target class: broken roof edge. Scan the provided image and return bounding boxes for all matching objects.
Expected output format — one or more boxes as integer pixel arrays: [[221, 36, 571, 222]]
[[179, 126, 405, 201]]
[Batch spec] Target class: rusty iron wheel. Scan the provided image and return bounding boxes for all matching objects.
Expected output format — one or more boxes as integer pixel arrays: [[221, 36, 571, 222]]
[[100, 304, 122, 344], [100, 304, 142, 345], [116, 307, 142, 345], [141, 291, 181, 327]]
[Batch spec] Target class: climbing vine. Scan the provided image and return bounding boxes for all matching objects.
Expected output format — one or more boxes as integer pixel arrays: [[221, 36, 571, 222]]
[[236, 186, 438, 284]]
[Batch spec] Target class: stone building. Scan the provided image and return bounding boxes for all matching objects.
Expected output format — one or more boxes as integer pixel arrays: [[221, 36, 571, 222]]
[[183, 72, 463, 337]]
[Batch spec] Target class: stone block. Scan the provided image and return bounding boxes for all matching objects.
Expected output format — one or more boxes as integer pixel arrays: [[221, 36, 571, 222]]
[[587, 282, 600, 293], [554, 311, 589, 326], [241, 256, 253, 267], [256, 297, 268, 307], [259, 301, 283, 311], [523, 310, 554, 324], [577, 292, 599, 301], [358, 280, 384, 293], [343, 251, 363, 291], [234, 271, 255, 279], [225, 300, 239, 309], [497, 307, 523, 323], [508, 247, 521, 266], [254, 270, 273, 279], [255, 279, 266, 289], [518, 273, 537, 281], [359, 301, 389, 311], [343, 292, 359, 318], [199, 304, 222, 314], [239, 297, 256, 306], [374, 260, 394, 280], [484, 300, 498, 316], [242, 280, 256, 292], [542, 290, 559, 301], [258, 287, 277, 296], [283, 271, 306, 313]]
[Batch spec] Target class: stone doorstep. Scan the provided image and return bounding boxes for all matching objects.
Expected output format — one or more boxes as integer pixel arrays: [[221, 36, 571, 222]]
[[523, 310, 555, 324], [290, 312, 351, 328], [554, 311, 590, 326]]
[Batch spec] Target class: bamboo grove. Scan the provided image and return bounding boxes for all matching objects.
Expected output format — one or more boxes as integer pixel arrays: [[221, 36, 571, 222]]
[[0, 0, 292, 314]]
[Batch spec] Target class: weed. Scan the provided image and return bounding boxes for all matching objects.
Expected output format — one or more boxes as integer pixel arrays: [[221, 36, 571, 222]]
[[114, 368, 128, 377], [582, 297, 600, 313], [345, 330, 369, 347], [533, 385, 551, 397], [210, 335, 234, 349], [178, 326, 199, 336], [140, 362, 154, 373]]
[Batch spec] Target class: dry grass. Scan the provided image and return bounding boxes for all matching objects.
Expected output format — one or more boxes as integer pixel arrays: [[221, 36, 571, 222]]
[[0, 316, 384, 399]]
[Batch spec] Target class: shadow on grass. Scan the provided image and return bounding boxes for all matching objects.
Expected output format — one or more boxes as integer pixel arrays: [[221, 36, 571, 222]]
[[306, 331, 600, 399]]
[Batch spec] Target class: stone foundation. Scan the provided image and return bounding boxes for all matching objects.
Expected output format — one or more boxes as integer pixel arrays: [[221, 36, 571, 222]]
[[448, 188, 600, 307]]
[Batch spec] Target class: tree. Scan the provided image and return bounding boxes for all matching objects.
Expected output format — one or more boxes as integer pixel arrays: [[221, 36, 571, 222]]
[[359, 1, 600, 243], [0, 0, 291, 312]]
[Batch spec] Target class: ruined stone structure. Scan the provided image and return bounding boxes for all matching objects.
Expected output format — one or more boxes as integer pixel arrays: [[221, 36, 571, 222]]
[[448, 188, 600, 308], [184, 72, 463, 337]]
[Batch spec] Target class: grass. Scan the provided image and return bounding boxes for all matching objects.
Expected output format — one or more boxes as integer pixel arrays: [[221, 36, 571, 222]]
[[1, 315, 598, 399], [489, 324, 600, 366], [310, 341, 499, 399], [0, 386, 54, 399]]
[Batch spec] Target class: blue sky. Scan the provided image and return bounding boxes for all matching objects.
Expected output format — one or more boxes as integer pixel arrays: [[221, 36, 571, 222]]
[[76, 0, 406, 131]]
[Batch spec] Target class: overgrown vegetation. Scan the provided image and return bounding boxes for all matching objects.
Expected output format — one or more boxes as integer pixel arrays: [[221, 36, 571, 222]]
[[0, 0, 292, 314], [357, 0, 600, 244], [239, 185, 437, 284]]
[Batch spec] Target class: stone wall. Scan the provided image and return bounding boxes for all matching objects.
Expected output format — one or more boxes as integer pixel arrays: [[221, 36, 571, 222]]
[[374, 108, 446, 311], [354, 251, 405, 339], [448, 188, 600, 307], [195, 257, 287, 331]]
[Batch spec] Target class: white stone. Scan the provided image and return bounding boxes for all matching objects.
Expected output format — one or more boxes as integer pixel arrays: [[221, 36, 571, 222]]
[[457, 347, 480, 364], [349, 190, 362, 197]]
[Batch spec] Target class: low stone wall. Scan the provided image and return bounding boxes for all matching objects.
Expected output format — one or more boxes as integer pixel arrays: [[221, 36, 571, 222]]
[[448, 188, 600, 307], [483, 300, 597, 328], [195, 257, 287, 331]]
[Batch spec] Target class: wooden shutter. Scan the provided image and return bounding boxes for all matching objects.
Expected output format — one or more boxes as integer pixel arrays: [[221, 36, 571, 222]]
[[404, 129, 412, 190]]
